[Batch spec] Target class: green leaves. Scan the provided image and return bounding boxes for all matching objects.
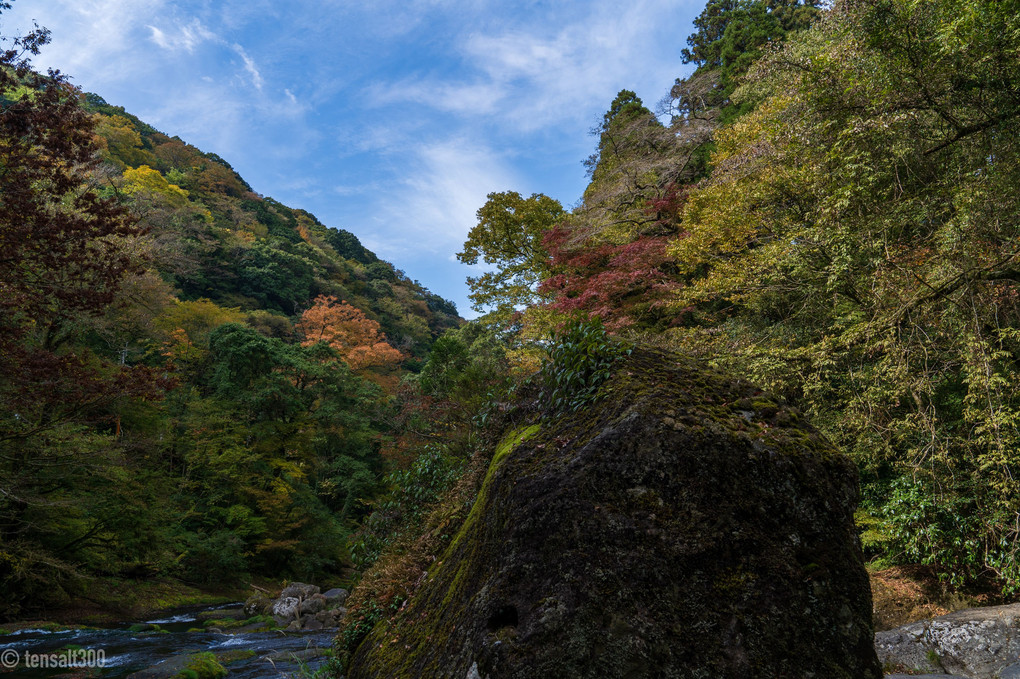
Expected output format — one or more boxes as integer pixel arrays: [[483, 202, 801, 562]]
[[669, 0, 1020, 591], [457, 191, 564, 320], [540, 319, 630, 415]]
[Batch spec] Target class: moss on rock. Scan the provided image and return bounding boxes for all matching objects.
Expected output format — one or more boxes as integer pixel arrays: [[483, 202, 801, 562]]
[[345, 347, 882, 678]]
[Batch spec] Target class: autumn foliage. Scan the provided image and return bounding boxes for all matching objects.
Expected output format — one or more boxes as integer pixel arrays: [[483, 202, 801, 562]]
[[297, 295, 404, 369], [540, 230, 679, 330]]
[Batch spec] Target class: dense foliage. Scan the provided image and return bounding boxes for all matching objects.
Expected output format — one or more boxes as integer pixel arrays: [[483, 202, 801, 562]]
[[669, 0, 1020, 589], [454, 0, 1020, 594], [5, 0, 1019, 627], [0, 6, 459, 619]]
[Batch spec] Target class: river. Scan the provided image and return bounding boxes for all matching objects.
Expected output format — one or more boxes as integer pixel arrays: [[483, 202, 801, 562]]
[[0, 604, 336, 678]]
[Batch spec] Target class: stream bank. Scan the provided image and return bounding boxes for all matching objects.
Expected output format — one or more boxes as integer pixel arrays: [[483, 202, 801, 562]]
[[0, 603, 334, 678], [0, 582, 349, 678]]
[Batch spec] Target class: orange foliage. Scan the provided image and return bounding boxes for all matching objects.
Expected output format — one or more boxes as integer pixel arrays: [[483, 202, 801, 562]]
[[297, 295, 403, 370]]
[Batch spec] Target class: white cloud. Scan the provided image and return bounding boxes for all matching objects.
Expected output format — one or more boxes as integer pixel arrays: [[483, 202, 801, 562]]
[[232, 43, 263, 90], [147, 19, 217, 52], [365, 0, 694, 132], [367, 79, 505, 116], [362, 137, 520, 259], [4, 0, 165, 81]]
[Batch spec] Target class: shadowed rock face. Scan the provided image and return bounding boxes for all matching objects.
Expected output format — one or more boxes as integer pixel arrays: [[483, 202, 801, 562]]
[[347, 348, 882, 679]]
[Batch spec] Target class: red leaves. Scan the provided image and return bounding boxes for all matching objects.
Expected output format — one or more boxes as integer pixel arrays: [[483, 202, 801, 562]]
[[540, 228, 679, 330], [0, 31, 161, 443]]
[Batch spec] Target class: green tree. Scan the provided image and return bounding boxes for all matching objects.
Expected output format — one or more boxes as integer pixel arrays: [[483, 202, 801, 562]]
[[457, 191, 564, 320], [669, 0, 1020, 590], [668, 0, 823, 178], [168, 323, 384, 580]]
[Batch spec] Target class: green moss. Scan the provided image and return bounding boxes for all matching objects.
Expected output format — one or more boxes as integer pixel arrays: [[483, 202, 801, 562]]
[[174, 652, 226, 679], [447, 424, 539, 553], [202, 618, 236, 628], [216, 649, 256, 665]]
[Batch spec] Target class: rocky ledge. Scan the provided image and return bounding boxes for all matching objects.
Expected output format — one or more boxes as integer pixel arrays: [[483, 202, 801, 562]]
[[878, 603, 1020, 678], [244, 581, 348, 631]]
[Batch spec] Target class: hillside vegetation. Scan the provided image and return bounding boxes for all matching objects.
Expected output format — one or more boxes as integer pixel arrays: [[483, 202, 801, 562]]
[[335, 1, 1020, 664], [0, 14, 459, 619], [3, 0, 1018, 641], [465, 0, 1020, 595]]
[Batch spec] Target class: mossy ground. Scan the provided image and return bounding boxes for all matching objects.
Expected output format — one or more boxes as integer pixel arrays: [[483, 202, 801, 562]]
[[174, 651, 227, 679]]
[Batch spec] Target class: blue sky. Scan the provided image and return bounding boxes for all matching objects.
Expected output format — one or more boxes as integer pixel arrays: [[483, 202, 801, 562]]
[[4, 0, 701, 317]]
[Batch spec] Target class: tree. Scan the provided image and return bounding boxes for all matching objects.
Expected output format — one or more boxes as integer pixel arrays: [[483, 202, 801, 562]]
[[669, 0, 824, 151], [93, 114, 154, 169], [154, 298, 246, 366], [576, 91, 694, 243], [0, 9, 165, 612], [166, 322, 385, 578], [668, 0, 1020, 590], [297, 295, 403, 370], [457, 191, 564, 320], [541, 229, 679, 330], [122, 165, 190, 207]]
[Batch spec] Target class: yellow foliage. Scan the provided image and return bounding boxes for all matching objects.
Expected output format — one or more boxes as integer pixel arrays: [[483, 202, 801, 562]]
[[122, 165, 190, 206], [155, 299, 245, 361], [94, 114, 153, 169]]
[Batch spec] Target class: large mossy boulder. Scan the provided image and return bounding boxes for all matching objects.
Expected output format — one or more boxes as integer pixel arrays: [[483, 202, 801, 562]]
[[347, 348, 881, 678]]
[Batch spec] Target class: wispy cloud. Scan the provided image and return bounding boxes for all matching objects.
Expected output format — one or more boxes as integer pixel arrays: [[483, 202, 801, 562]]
[[231, 43, 263, 90], [6, 0, 164, 82], [366, 80, 504, 117], [367, 0, 692, 132], [147, 19, 216, 52], [362, 137, 520, 259]]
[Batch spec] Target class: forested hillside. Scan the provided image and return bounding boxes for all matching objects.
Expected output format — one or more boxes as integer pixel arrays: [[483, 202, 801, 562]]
[[338, 2, 1020, 656], [0, 17, 459, 619], [3, 0, 1018, 639], [468, 0, 1020, 592]]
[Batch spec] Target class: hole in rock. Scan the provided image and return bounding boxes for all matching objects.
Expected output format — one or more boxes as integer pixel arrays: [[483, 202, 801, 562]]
[[487, 605, 519, 630]]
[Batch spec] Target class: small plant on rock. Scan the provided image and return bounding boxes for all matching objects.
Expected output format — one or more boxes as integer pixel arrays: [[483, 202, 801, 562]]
[[540, 318, 630, 415]]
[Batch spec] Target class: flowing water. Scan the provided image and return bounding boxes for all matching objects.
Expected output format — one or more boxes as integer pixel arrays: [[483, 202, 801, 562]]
[[0, 604, 336, 678]]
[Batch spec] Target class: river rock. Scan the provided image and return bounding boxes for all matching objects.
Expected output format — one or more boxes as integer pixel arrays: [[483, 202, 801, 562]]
[[323, 587, 348, 605], [244, 592, 272, 617], [127, 652, 226, 679], [346, 347, 882, 678], [300, 593, 327, 615], [885, 675, 971, 679], [196, 606, 244, 622], [876, 602, 1020, 678], [280, 582, 320, 599], [273, 596, 301, 625], [265, 647, 330, 662]]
